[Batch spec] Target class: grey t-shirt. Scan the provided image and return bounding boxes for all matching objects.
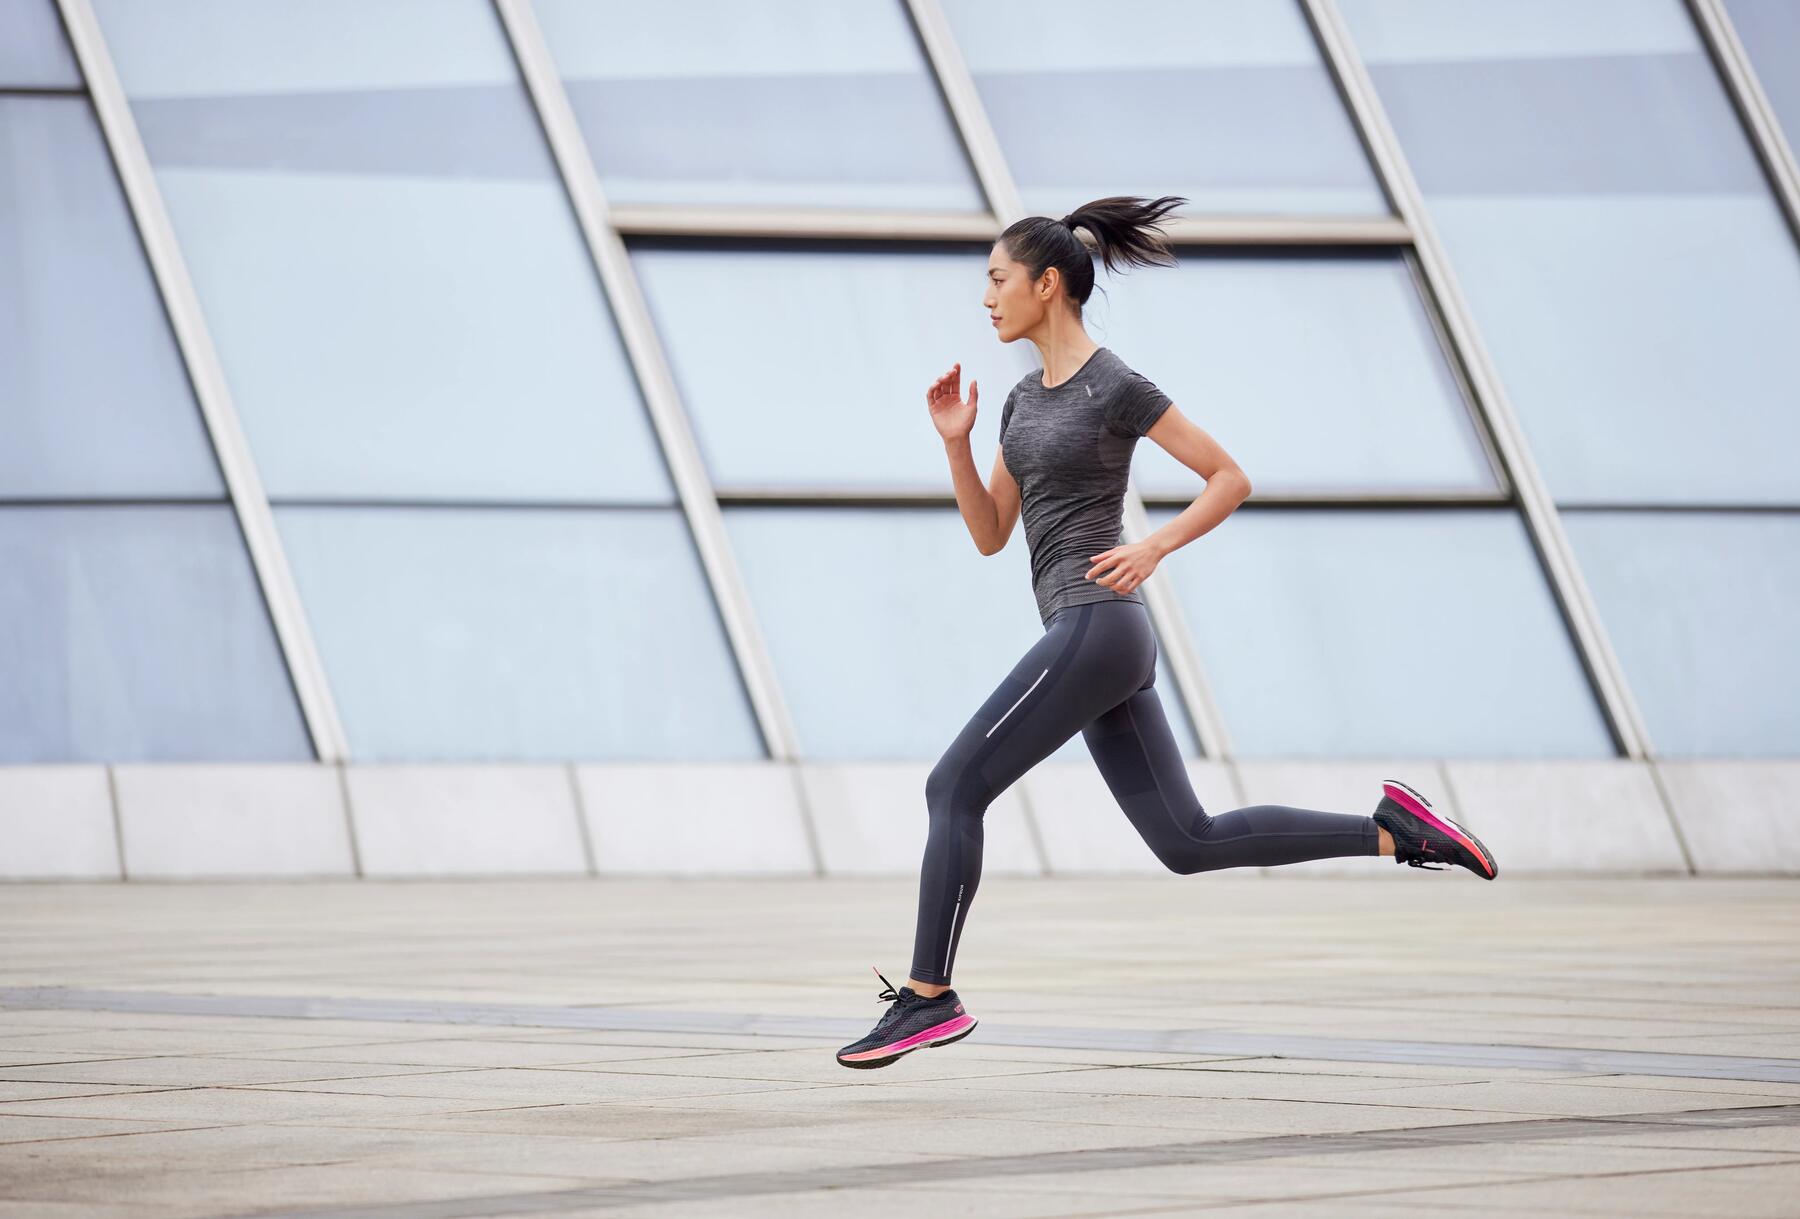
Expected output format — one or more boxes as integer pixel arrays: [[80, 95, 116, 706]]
[[998, 346, 1174, 627]]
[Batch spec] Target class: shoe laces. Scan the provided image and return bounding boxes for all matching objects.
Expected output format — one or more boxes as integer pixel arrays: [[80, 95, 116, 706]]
[[1381, 806, 1449, 871], [1396, 834, 1448, 870], [869, 966, 930, 1031], [872, 966, 905, 1005]]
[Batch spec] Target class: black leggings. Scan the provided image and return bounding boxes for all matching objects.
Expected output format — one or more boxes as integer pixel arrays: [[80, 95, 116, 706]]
[[910, 598, 1380, 986]]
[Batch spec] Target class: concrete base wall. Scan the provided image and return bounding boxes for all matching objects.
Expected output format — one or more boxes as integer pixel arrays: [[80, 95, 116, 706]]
[[1, 759, 1795, 880]]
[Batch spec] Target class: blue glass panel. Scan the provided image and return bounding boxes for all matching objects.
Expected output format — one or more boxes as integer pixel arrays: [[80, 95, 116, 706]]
[[535, 0, 982, 210], [635, 243, 1038, 491], [1094, 252, 1493, 496], [0, 0, 79, 87], [274, 506, 762, 761], [942, 0, 1387, 217], [0, 97, 221, 497], [1564, 509, 1800, 757], [0, 506, 310, 762], [1725, 1, 1800, 157], [1149, 507, 1614, 757]]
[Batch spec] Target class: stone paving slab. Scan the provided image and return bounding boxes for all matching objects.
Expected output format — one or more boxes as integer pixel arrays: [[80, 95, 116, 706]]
[[0, 1165, 618, 1213]]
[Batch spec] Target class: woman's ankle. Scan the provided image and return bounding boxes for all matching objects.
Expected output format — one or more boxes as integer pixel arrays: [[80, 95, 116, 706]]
[[909, 978, 950, 997]]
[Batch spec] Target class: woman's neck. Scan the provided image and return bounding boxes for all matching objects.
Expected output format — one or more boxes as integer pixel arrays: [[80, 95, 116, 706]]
[[1033, 334, 1100, 389]]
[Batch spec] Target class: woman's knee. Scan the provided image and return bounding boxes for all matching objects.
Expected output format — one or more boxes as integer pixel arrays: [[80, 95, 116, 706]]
[[925, 752, 987, 819], [1155, 844, 1221, 876], [925, 747, 962, 809], [1151, 807, 1216, 875]]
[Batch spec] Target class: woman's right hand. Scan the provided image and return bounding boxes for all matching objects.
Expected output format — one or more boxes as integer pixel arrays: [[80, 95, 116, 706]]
[[926, 362, 977, 442]]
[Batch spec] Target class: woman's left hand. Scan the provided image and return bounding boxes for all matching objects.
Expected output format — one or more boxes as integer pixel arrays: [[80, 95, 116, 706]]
[[1086, 541, 1160, 595]]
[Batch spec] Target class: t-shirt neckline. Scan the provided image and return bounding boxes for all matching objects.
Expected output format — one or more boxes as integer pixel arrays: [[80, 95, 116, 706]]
[[1038, 346, 1106, 391]]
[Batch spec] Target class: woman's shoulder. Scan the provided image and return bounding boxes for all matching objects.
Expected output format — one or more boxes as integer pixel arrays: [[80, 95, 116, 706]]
[[1092, 346, 1142, 378]]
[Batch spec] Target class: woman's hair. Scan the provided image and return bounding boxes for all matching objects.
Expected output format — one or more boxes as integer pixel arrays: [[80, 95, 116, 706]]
[[998, 195, 1186, 314]]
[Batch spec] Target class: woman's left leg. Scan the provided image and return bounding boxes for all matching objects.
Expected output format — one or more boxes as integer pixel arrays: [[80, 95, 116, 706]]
[[1082, 671, 1381, 872]]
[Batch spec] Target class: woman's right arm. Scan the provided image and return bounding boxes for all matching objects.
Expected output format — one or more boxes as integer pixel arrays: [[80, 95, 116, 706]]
[[944, 433, 1019, 555], [928, 362, 1020, 555]]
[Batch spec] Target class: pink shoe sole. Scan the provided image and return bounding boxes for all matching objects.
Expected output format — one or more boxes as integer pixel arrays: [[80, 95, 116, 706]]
[[837, 1013, 978, 1066]]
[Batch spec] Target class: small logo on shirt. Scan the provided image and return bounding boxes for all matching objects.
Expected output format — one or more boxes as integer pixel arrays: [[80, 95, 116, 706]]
[[1085, 384, 1092, 397]]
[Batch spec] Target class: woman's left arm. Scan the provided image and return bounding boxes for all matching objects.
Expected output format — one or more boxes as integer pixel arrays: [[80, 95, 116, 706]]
[[1086, 403, 1251, 595]]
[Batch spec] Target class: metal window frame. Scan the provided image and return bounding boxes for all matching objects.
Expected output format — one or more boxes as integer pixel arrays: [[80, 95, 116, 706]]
[[55, 0, 350, 764], [605, 205, 1412, 246], [1303, 0, 1654, 762], [0, 84, 85, 97], [708, 489, 1515, 508]]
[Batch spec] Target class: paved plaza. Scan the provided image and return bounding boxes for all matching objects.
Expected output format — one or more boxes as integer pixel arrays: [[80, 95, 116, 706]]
[[0, 874, 1797, 1217]]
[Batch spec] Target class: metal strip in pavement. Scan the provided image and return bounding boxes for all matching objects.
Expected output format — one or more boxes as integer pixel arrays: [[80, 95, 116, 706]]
[[226, 1102, 1800, 1218], [3, 986, 1797, 1084]]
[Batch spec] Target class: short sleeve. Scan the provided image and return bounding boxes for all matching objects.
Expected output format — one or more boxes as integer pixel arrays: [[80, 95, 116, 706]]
[[1106, 371, 1173, 439], [999, 385, 1018, 443]]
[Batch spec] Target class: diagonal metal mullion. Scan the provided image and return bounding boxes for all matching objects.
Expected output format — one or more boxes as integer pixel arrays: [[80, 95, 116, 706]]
[[55, 0, 350, 764], [1304, 0, 1657, 770], [491, 3, 807, 789]]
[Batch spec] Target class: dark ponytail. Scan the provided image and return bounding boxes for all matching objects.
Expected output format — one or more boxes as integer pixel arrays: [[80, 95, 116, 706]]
[[999, 195, 1185, 314]]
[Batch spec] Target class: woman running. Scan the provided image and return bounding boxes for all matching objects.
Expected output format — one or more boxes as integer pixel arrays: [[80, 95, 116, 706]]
[[836, 196, 1498, 1071]]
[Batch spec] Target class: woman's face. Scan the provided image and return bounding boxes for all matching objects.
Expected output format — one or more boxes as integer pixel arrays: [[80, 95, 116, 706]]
[[985, 242, 1052, 343]]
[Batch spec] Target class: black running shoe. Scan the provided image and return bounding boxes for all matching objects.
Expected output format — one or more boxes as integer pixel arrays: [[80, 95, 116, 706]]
[[1373, 778, 1498, 880], [835, 967, 977, 1069]]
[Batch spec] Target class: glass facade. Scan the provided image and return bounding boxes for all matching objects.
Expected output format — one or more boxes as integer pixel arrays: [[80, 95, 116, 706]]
[[276, 506, 763, 761], [1, 96, 219, 497], [1563, 511, 1800, 758], [0, 0, 80, 87], [1149, 508, 1612, 758], [1343, 0, 1800, 757], [8, 0, 1793, 764], [1342, 0, 1800, 507], [941, 0, 1388, 217], [0, 507, 311, 763], [0, 4, 306, 763], [88, 0, 761, 760], [1723, 1, 1800, 149], [535, 0, 982, 210], [1098, 250, 1495, 497], [94, 0, 672, 504], [633, 241, 1036, 492]]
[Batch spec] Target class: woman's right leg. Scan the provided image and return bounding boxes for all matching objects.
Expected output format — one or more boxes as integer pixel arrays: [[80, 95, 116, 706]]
[[1081, 673, 1381, 872], [908, 601, 1154, 987]]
